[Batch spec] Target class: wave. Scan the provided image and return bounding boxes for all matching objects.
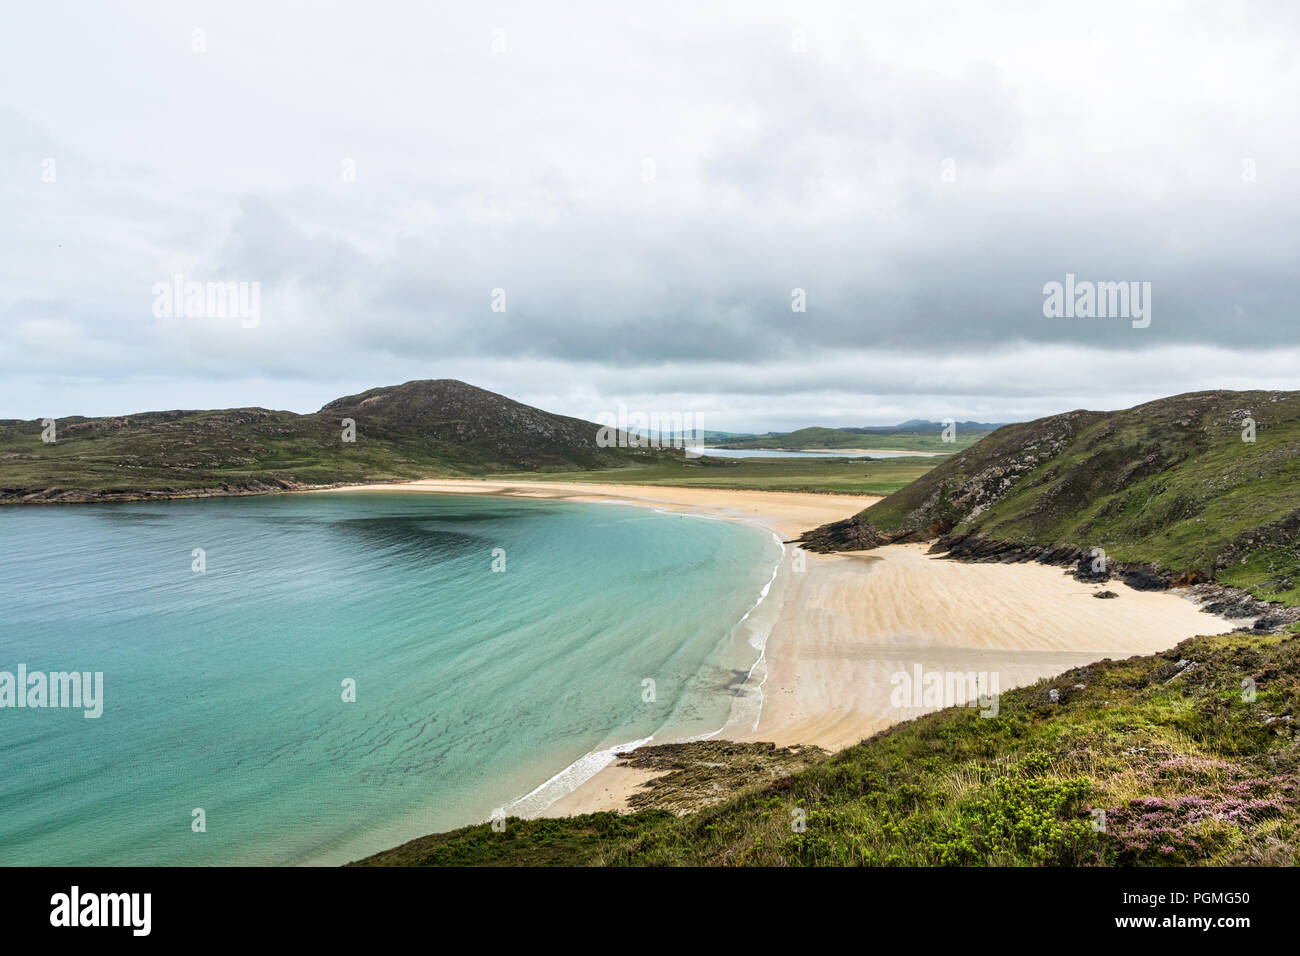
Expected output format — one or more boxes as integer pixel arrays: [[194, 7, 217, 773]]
[[514, 518, 787, 815], [504, 734, 655, 818]]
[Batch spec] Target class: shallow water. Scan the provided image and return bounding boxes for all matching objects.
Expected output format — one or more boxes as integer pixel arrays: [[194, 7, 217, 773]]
[[0, 492, 778, 865]]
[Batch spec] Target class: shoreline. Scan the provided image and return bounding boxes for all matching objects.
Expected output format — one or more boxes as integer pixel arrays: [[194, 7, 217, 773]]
[[312, 480, 878, 821], [314, 479, 1234, 824]]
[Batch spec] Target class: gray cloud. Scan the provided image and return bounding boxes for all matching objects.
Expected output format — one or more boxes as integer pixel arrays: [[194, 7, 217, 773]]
[[1, 1, 1297, 425]]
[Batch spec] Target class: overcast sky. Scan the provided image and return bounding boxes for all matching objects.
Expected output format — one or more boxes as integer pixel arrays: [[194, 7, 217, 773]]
[[2, 1, 1297, 431]]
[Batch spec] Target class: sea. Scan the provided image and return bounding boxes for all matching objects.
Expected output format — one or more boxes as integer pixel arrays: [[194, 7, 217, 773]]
[[0, 491, 781, 865]]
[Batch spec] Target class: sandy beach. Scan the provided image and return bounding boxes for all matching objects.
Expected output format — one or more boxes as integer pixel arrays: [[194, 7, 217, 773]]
[[321, 478, 1231, 818], [728, 543, 1229, 750]]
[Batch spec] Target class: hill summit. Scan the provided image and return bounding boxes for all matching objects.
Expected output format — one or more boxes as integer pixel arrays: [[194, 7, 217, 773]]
[[0, 379, 664, 502]]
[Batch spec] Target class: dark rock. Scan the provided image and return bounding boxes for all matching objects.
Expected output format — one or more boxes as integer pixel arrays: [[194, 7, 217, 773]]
[[1255, 607, 1300, 632], [1074, 553, 1112, 583], [1183, 582, 1300, 634], [1120, 565, 1172, 591], [798, 517, 911, 553], [1203, 595, 1268, 619]]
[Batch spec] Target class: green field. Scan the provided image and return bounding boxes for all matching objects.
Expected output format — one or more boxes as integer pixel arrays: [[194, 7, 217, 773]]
[[712, 425, 988, 454], [488, 454, 945, 496]]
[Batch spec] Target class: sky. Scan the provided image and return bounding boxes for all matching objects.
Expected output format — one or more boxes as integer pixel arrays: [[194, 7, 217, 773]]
[[2, 0, 1297, 432]]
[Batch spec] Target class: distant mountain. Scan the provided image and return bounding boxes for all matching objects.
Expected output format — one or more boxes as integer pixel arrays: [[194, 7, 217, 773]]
[[0, 379, 667, 503], [800, 390, 1300, 613]]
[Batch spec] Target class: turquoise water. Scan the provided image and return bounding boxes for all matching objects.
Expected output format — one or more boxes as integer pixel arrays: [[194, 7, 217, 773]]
[[0, 492, 779, 865]]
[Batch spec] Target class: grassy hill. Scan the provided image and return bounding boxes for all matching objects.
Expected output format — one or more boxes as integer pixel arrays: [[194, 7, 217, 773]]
[[353, 629, 1300, 866], [799, 390, 1300, 608], [0, 380, 670, 503]]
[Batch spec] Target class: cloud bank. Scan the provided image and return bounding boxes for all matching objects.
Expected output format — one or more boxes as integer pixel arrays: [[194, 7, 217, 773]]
[[2, 1, 1297, 430]]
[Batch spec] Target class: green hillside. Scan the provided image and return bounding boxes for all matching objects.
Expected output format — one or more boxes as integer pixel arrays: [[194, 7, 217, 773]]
[[799, 391, 1300, 608], [0, 380, 669, 503]]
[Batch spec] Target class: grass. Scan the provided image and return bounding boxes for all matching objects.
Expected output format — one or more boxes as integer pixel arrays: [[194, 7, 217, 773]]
[[487, 455, 944, 496], [0, 409, 446, 492], [352, 629, 1300, 867]]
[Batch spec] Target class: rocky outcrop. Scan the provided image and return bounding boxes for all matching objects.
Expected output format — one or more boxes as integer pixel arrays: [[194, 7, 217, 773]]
[[1183, 583, 1300, 632], [796, 518, 927, 552], [612, 740, 828, 814]]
